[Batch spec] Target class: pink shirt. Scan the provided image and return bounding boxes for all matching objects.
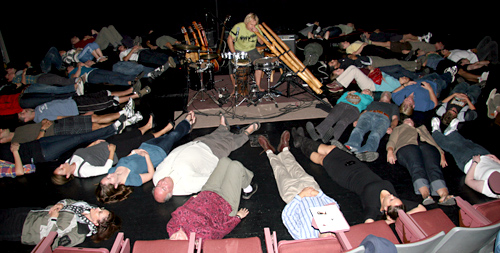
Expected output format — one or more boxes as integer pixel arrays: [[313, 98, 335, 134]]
[[166, 191, 240, 240]]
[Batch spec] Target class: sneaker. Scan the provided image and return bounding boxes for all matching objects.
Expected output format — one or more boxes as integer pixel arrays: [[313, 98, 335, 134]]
[[113, 115, 127, 134], [487, 88, 497, 119], [330, 139, 352, 154], [355, 151, 379, 162], [305, 121, 320, 141], [326, 81, 344, 93], [422, 32, 433, 43], [242, 182, 258, 200], [431, 117, 441, 132], [125, 112, 143, 127], [75, 78, 85, 96], [168, 56, 176, 68], [121, 98, 135, 118], [444, 66, 458, 83], [444, 118, 459, 136]]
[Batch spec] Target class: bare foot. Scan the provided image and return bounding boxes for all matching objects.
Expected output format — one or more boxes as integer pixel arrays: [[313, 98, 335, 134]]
[[138, 115, 154, 134], [244, 122, 260, 135], [185, 111, 196, 126]]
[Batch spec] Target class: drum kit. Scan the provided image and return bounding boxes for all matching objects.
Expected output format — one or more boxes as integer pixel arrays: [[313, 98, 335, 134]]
[[173, 44, 220, 107], [174, 43, 283, 110]]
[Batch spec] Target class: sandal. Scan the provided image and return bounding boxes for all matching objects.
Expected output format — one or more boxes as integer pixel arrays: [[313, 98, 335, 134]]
[[136, 86, 151, 98], [438, 195, 456, 206], [240, 122, 260, 135], [422, 196, 436, 205], [219, 112, 230, 131]]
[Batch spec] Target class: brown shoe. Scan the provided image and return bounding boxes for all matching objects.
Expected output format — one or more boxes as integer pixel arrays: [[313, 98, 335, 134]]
[[326, 80, 344, 93], [258, 135, 276, 154], [277, 130, 290, 153]]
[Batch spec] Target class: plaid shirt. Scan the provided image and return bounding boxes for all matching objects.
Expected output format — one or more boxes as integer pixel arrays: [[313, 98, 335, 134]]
[[0, 160, 35, 178], [12, 73, 41, 85]]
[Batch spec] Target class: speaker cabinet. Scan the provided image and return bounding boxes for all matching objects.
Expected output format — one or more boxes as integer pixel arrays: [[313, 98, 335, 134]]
[[277, 34, 297, 54]]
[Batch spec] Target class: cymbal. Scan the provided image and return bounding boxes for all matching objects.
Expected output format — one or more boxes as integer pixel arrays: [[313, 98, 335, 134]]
[[174, 44, 200, 51], [200, 53, 219, 60]]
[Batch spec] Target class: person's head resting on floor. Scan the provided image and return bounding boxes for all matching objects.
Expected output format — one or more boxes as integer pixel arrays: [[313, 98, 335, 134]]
[[153, 176, 174, 203]]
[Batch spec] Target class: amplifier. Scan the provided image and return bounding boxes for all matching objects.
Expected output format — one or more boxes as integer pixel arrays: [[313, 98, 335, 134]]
[[277, 34, 296, 54]]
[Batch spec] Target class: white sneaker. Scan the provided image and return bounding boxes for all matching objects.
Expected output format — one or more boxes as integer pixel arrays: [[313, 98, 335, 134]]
[[75, 78, 85, 96], [444, 118, 459, 136], [431, 117, 441, 132], [125, 112, 143, 127], [422, 32, 433, 43], [121, 98, 135, 118]]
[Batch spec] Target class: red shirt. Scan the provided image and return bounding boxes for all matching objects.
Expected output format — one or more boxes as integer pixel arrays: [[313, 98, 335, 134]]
[[0, 93, 22, 115], [74, 38, 96, 49], [166, 191, 240, 240]]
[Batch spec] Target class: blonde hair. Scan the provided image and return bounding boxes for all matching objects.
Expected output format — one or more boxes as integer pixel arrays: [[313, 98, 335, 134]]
[[244, 13, 259, 24]]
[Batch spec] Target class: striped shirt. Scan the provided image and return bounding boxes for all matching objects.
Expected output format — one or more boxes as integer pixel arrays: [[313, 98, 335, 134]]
[[281, 190, 338, 240]]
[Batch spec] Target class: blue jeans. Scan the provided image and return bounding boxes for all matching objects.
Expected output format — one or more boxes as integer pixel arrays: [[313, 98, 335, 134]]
[[450, 82, 481, 105], [23, 83, 75, 94], [19, 92, 74, 109], [138, 49, 169, 67], [144, 119, 191, 153], [88, 69, 135, 86], [417, 72, 451, 96], [345, 112, 390, 153], [40, 124, 116, 161], [78, 42, 99, 62], [112, 61, 154, 76], [379, 64, 419, 80], [432, 131, 489, 172], [40, 47, 63, 73], [396, 143, 447, 195]]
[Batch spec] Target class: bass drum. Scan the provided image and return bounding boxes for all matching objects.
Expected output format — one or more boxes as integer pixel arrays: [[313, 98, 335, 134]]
[[253, 57, 279, 71]]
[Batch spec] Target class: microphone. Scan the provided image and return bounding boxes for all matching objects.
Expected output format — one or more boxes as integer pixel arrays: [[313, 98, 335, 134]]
[[235, 27, 240, 41]]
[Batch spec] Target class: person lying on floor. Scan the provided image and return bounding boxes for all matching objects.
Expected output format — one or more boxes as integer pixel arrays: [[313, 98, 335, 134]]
[[52, 115, 173, 185], [0, 199, 121, 249], [291, 127, 426, 224], [258, 131, 339, 239], [152, 114, 260, 203], [386, 118, 455, 206], [431, 117, 500, 199], [167, 157, 256, 240], [95, 111, 195, 204], [0, 117, 126, 177]]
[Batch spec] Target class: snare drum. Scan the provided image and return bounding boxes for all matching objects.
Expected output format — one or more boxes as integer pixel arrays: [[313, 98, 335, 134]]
[[188, 63, 214, 91], [253, 57, 279, 71]]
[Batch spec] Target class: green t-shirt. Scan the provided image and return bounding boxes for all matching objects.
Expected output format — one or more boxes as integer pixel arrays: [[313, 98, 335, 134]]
[[230, 22, 263, 52]]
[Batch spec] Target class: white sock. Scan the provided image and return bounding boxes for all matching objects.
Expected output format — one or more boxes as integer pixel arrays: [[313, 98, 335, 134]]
[[113, 120, 122, 130], [243, 185, 253, 193]]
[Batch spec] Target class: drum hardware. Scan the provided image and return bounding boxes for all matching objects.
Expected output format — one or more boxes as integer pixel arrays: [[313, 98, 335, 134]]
[[250, 57, 281, 107], [186, 61, 219, 107], [174, 44, 201, 51]]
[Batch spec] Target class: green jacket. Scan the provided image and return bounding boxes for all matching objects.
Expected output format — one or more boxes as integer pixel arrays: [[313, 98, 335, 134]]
[[21, 199, 92, 249]]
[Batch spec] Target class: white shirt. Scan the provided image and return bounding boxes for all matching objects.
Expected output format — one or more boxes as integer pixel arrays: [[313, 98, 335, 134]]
[[119, 48, 140, 61], [464, 155, 500, 198], [153, 141, 219, 196], [67, 155, 114, 178], [447, 49, 479, 64]]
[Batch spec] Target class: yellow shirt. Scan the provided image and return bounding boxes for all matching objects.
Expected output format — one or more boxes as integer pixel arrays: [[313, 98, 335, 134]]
[[346, 41, 364, 55]]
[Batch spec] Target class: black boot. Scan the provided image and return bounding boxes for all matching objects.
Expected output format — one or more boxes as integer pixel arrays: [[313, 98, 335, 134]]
[[292, 127, 320, 158]]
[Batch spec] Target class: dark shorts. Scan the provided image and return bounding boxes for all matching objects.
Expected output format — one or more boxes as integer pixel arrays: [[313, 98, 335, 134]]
[[53, 115, 93, 135]]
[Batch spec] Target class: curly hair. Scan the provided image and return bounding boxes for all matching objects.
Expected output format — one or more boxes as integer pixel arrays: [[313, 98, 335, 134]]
[[95, 184, 133, 204]]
